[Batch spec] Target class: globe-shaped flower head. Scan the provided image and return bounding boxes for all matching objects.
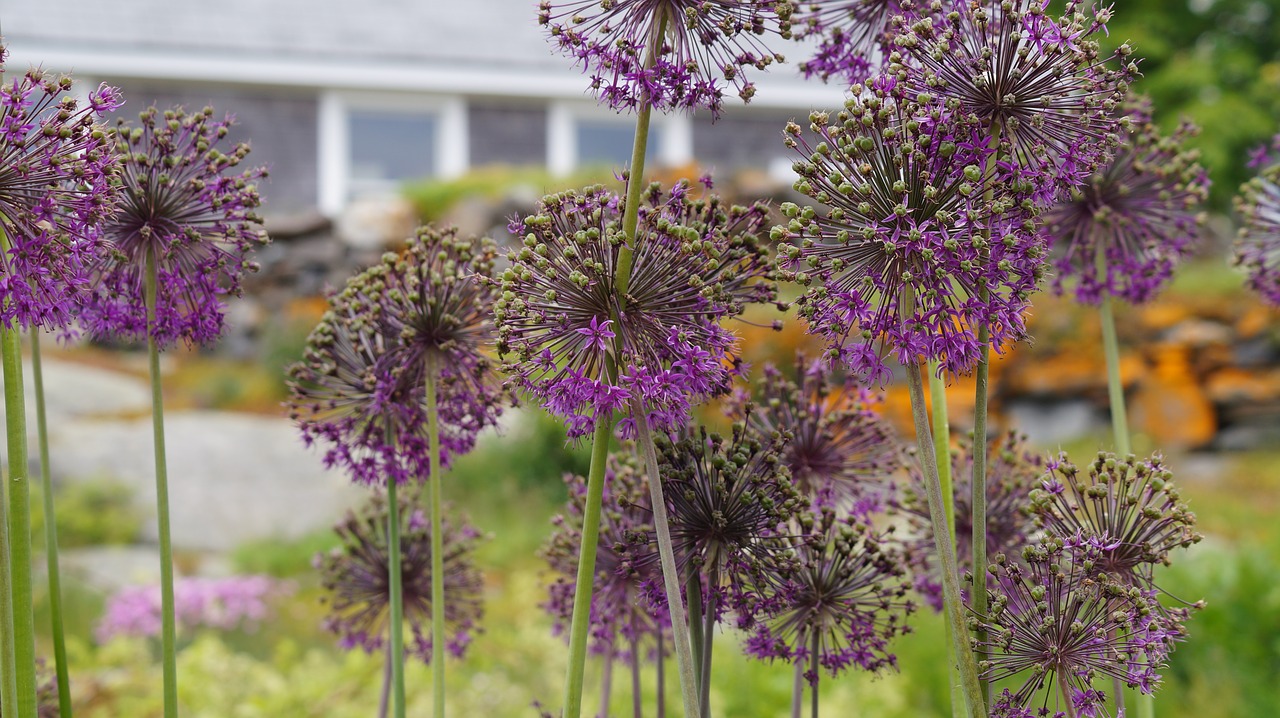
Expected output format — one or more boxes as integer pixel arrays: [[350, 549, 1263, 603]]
[[1044, 97, 1210, 305], [496, 181, 777, 437], [539, 0, 796, 116], [1235, 140, 1280, 306], [775, 81, 1042, 382], [0, 46, 121, 331], [791, 0, 939, 85], [81, 106, 268, 346], [288, 226, 507, 485], [316, 488, 485, 661]]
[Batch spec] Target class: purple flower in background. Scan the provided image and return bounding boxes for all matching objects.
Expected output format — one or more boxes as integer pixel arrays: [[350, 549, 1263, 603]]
[[1235, 148, 1280, 306], [497, 181, 777, 438], [1044, 97, 1210, 304], [775, 83, 1043, 382], [729, 353, 900, 508], [97, 575, 288, 642], [80, 105, 268, 346], [975, 538, 1172, 718], [538, 0, 795, 116], [316, 488, 485, 662], [896, 431, 1042, 611], [543, 453, 667, 659], [893, 0, 1134, 200], [745, 505, 914, 681], [288, 226, 507, 485], [0, 46, 121, 331], [792, 0, 938, 85]]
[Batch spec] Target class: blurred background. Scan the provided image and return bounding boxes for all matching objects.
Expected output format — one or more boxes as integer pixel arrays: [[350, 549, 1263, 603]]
[[3, 0, 1280, 715]]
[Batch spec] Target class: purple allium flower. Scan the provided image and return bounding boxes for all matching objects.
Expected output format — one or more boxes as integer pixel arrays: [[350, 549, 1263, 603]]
[[80, 105, 268, 347], [1028, 451, 1202, 589], [496, 181, 777, 438], [288, 226, 507, 485], [543, 452, 667, 659], [775, 82, 1044, 382], [896, 431, 1042, 611], [892, 0, 1135, 200], [975, 538, 1170, 718], [538, 0, 795, 116], [96, 575, 288, 643], [792, 0, 938, 85], [728, 353, 901, 508], [316, 488, 485, 662], [1044, 97, 1210, 305], [744, 505, 914, 681], [1234, 148, 1280, 306], [0, 48, 121, 331]]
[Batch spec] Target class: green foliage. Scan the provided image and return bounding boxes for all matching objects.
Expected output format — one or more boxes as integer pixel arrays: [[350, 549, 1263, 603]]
[[30, 477, 141, 549], [402, 166, 616, 224], [231, 530, 340, 578]]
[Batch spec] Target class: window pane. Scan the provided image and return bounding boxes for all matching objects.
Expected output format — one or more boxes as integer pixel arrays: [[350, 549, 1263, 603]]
[[349, 109, 436, 195], [577, 120, 663, 168]]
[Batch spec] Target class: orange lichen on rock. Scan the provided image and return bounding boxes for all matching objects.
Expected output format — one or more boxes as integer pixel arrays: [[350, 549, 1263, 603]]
[[1131, 345, 1217, 449]]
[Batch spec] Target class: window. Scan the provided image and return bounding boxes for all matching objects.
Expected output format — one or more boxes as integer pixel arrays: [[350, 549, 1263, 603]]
[[347, 109, 438, 196], [548, 102, 690, 176]]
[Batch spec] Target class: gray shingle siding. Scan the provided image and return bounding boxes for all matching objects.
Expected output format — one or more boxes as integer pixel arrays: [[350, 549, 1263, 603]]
[[694, 110, 801, 174]]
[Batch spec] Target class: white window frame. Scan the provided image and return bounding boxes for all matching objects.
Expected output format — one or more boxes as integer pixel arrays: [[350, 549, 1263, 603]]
[[318, 90, 468, 216], [547, 100, 693, 176]]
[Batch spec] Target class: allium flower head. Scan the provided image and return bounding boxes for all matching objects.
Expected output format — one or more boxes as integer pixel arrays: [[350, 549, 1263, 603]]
[[543, 452, 666, 659], [897, 431, 1042, 611], [1029, 451, 1201, 588], [288, 226, 507, 485], [745, 505, 914, 680], [976, 538, 1172, 718], [729, 353, 900, 508], [81, 105, 267, 346], [539, 0, 796, 116], [1044, 97, 1210, 304], [316, 489, 485, 662], [892, 0, 1135, 200], [1235, 145, 1280, 306], [792, 0, 939, 85], [96, 575, 288, 642], [775, 81, 1043, 381], [496, 181, 777, 437], [0, 47, 121, 331]]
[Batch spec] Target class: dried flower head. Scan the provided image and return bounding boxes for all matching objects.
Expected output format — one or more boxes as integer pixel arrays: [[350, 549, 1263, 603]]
[[316, 488, 485, 662], [1235, 148, 1280, 306], [497, 181, 777, 437], [1044, 97, 1210, 304], [287, 226, 507, 485], [897, 431, 1042, 611], [775, 82, 1043, 382], [730, 353, 900, 508], [792, 0, 936, 85], [975, 538, 1173, 718], [538, 0, 795, 116], [744, 505, 914, 681], [81, 105, 267, 346], [892, 0, 1135, 199], [543, 452, 666, 659], [0, 47, 121, 331]]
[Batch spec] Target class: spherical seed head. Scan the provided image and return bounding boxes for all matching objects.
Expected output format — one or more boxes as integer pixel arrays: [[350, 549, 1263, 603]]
[[1029, 451, 1202, 587], [896, 430, 1042, 611], [744, 505, 914, 681], [542, 452, 667, 659], [0, 47, 122, 332], [1235, 149, 1280, 307], [287, 226, 508, 486], [80, 105, 268, 347], [316, 488, 485, 662], [730, 353, 901, 509], [776, 81, 1043, 382], [497, 181, 777, 438], [792, 0, 938, 85], [1045, 97, 1210, 305], [892, 0, 1134, 201], [539, 0, 796, 116], [976, 538, 1173, 718]]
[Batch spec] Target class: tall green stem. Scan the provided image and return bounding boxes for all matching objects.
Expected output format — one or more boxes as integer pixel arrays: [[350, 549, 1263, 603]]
[[31, 333, 72, 718], [1, 329, 34, 718], [385, 474, 406, 718], [698, 563, 717, 718], [809, 631, 819, 718], [424, 352, 445, 718], [0, 229, 21, 718], [927, 361, 963, 718], [561, 416, 613, 718], [633, 403, 700, 718], [685, 573, 703, 704], [144, 250, 178, 718], [904, 359, 985, 718], [1059, 674, 1080, 718]]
